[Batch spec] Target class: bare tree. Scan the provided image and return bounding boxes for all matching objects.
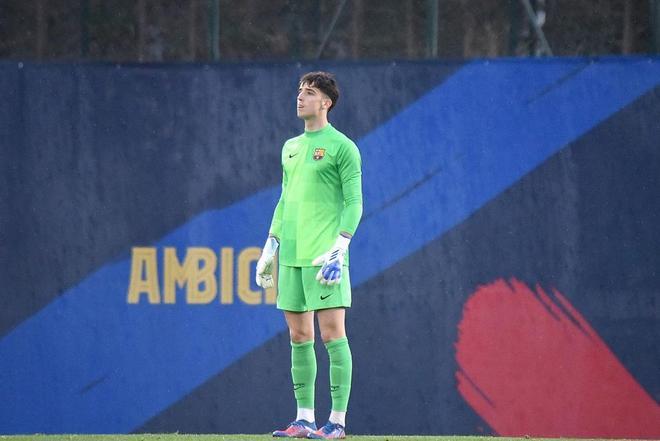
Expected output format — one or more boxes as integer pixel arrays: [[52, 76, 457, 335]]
[[351, 0, 363, 59], [136, 0, 146, 61], [406, 0, 414, 57], [622, 0, 632, 54], [188, 0, 197, 60], [36, 0, 47, 58]]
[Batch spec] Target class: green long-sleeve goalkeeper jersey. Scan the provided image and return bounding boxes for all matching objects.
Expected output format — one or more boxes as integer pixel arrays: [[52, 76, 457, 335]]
[[269, 123, 363, 267]]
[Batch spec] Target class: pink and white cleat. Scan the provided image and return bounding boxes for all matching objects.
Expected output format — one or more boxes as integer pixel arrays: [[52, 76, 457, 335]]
[[307, 422, 346, 439], [272, 420, 317, 438]]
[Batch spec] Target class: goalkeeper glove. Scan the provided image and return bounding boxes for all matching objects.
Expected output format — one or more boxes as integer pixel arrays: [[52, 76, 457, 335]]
[[312, 235, 351, 286], [256, 236, 279, 288]]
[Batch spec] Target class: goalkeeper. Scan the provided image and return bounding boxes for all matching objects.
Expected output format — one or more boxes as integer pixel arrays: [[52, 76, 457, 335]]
[[256, 71, 362, 440]]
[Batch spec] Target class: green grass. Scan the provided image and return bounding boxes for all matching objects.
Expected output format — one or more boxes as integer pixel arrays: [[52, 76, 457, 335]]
[[0, 435, 635, 441]]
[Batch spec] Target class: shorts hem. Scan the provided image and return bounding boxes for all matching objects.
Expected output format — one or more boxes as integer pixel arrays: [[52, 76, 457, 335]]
[[310, 303, 351, 311], [276, 303, 309, 312]]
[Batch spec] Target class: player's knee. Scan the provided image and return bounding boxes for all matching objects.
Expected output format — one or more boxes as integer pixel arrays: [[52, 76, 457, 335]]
[[290, 328, 314, 343], [320, 327, 345, 343]]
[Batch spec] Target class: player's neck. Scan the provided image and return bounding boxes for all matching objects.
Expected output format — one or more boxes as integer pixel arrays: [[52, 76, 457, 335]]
[[304, 115, 329, 133]]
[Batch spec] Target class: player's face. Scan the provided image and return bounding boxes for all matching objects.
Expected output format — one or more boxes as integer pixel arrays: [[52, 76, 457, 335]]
[[297, 83, 331, 120]]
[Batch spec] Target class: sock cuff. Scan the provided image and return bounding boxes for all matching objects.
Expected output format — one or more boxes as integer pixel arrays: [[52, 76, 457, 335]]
[[324, 336, 348, 349], [291, 340, 314, 348]]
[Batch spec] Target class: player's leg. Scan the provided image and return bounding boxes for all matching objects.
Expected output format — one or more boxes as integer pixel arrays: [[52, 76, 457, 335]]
[[273, 265, 318, 438], [317, 308, 351, 425], [317, 307, 346, 341], [305, 268, 352, 440], [285, 310, 317, 422]]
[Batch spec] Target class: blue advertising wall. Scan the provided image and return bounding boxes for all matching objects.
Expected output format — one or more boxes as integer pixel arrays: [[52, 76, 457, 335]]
[[1, 58, 659, 437]]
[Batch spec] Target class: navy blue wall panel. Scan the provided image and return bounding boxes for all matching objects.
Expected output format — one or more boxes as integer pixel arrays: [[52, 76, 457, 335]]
[[0, 58, 659, 436]]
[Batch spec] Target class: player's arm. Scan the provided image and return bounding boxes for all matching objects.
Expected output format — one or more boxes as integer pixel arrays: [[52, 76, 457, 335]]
[[337, 140, 363, 237], [268, 152, 288, 241], [313, 141, 363, 285], [256, 163, 287, 288]]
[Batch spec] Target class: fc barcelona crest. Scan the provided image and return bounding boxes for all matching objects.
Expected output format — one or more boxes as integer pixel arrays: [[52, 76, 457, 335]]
[[313, 148, 326, 161]]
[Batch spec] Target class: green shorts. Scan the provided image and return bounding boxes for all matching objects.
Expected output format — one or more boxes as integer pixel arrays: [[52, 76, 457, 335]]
[[277, 265, 352, 312]]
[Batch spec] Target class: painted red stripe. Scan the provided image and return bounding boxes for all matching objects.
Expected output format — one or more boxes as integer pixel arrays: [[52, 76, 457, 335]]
[[455, 278, 660, 438]]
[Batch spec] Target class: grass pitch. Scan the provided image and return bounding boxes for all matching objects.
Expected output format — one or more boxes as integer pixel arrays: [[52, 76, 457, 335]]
[[0, 435, 631, 441]]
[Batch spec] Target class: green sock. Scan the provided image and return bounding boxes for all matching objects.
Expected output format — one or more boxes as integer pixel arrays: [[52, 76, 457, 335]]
[[291, 340, 316, 409], [325, 337, 352, 412]]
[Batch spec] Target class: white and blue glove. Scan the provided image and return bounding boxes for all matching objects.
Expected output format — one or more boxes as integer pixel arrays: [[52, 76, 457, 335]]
[[312, 235, 351, 286], [256, 236, 279, 288]]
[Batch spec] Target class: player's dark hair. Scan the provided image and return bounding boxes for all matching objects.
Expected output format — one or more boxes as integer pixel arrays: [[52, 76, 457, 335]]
[[299, 71, 339, 112]]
